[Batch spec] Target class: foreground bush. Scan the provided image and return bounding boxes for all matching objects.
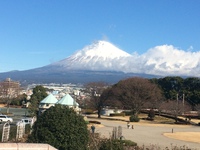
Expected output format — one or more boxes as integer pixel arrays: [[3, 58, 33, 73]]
[[27, 104, 89, 150], [88, 132, 137, 150]]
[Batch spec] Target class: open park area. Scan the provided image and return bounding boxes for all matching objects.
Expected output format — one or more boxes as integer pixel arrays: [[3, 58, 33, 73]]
[[87, 115, 200, 149], [1, 107, 200, 149]]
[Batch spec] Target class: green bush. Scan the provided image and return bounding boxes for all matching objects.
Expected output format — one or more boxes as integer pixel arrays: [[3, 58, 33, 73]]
[[122, 139, 137, 146], [99, 139, 124, 150], [85, 120, 89, 124], [99, 139, 137, 150], [129, 115, 140, 122], [27, 104, 89, 150], [148, 109, 155, 120], [10, 99, 22, 106], [123, 111, 134, 116], [110, 113, 125, 117]]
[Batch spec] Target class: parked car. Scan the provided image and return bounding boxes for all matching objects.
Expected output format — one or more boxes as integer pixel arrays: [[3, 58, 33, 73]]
[[16, 118, 33, 126], [0, 115, 13, 123]]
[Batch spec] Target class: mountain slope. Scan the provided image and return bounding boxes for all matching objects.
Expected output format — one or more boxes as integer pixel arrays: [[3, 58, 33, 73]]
[[0, 40, 156, 84], [50, 40, 132, 71]]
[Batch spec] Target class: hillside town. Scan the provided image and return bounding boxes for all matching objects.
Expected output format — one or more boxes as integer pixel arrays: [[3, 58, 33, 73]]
[[0, 78, 88, 110]]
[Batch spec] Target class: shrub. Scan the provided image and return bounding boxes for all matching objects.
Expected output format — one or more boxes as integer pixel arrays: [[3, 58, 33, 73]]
[[122, 139, 137, 146], [85, 120, 89, 124], [122, 111, 134, 116], [89, 120, 101, 124], [99, 139, 137, 150], [27, 104, 89, 150], [99, 139, 124, 150], [129, 115, 140, 122], [148, 109, 155, 120], [110, 113, 125, 117]]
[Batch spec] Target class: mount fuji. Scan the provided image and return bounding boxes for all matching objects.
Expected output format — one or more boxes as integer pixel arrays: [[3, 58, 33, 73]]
[[48, 41, 132, 72], [0, 41, 195, 83]]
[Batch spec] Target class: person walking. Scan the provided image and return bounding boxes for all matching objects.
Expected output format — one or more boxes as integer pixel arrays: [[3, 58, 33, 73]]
[[132, 124, 134, 129], [127, 122, 130, 129], [91, 124, 95, 133]]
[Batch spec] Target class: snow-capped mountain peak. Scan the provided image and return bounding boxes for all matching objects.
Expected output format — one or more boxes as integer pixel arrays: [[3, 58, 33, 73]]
[[52, 41, 131, 71], [79, 40, 131, 58]]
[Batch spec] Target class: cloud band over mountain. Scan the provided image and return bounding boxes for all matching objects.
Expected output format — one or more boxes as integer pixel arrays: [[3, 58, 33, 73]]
[[51, 41, 200, 77]]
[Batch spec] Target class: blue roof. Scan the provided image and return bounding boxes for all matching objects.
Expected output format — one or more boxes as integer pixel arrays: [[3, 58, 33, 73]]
[[57, 94, 78, 106], [40, 94, 58, 104]]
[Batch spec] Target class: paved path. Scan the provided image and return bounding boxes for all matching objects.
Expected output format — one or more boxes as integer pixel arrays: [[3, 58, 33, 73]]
[[87, 118, 200, 149]]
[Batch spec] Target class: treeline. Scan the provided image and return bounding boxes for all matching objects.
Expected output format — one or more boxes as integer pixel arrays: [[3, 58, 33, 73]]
[[150, 76, 200, 108], [86, 76, 200, 118]]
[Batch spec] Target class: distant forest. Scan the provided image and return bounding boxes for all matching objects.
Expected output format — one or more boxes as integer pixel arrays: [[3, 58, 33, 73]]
[[150, 76, 200, 109]]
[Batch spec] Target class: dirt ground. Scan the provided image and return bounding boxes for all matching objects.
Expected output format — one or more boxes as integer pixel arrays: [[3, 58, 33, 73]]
[[164, 132, 200, 143], [93, 122, 200, 144], [87, 115, 200, 145], [0, 104, 6, 107]]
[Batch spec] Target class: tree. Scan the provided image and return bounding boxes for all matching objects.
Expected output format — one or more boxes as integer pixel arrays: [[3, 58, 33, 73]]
[[0, 78, 20, 113], [27, 104, 89, 150], [184, 77, 200, 109], [28, 85, 48, 116], [108, 77, 163, 115], [10, 93, 27, 106], [151, 76, 184, 100], [151, 76, 200, 110], [159, 100, 191, 122], [85, 82, 108, 118]]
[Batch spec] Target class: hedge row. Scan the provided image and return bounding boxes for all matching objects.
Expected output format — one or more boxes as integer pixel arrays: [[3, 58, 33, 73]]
[[110, 113, 125, 117]]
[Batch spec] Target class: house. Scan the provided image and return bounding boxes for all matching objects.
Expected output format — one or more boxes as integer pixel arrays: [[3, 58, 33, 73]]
[[39, 93, 81, 114], [39, 94, 58, 114], [56, 94, 81, 113]]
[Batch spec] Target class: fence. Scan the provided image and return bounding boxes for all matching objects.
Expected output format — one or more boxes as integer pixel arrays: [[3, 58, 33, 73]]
[[0, 118, 36, 142]]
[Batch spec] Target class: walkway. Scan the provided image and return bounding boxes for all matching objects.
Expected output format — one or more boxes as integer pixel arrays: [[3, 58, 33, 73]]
[[87, 117, 200, 149]]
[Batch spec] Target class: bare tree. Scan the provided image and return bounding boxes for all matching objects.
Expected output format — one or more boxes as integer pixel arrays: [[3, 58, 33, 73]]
[[109, 77, 164, 115], [159, 100, 191, 122], [0, 78, 20, 113], [85, 82, 108, 118]]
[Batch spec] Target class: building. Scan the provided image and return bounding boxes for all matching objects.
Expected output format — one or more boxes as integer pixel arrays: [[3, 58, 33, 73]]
[[39, 93, 81, 114], [57, 94, 81, 113], [39, 94, 58, 114], [0, 78, 20, 99]]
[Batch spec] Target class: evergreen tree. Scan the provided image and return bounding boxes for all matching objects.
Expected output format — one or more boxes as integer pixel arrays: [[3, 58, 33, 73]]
[[27, 104, 89, 150], [28, 85, 48, 116]]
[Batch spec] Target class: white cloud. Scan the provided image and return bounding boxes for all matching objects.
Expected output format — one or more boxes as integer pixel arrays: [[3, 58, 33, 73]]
[[54, 41, 200, 77], [126, 45, 200, 76]]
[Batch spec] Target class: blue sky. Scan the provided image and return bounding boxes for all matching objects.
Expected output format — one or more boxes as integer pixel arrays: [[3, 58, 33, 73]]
[[0, 0, 200, 73]]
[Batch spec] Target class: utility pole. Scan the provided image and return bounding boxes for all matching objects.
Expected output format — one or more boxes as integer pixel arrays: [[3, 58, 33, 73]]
[[182, 94, 185, 114]]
